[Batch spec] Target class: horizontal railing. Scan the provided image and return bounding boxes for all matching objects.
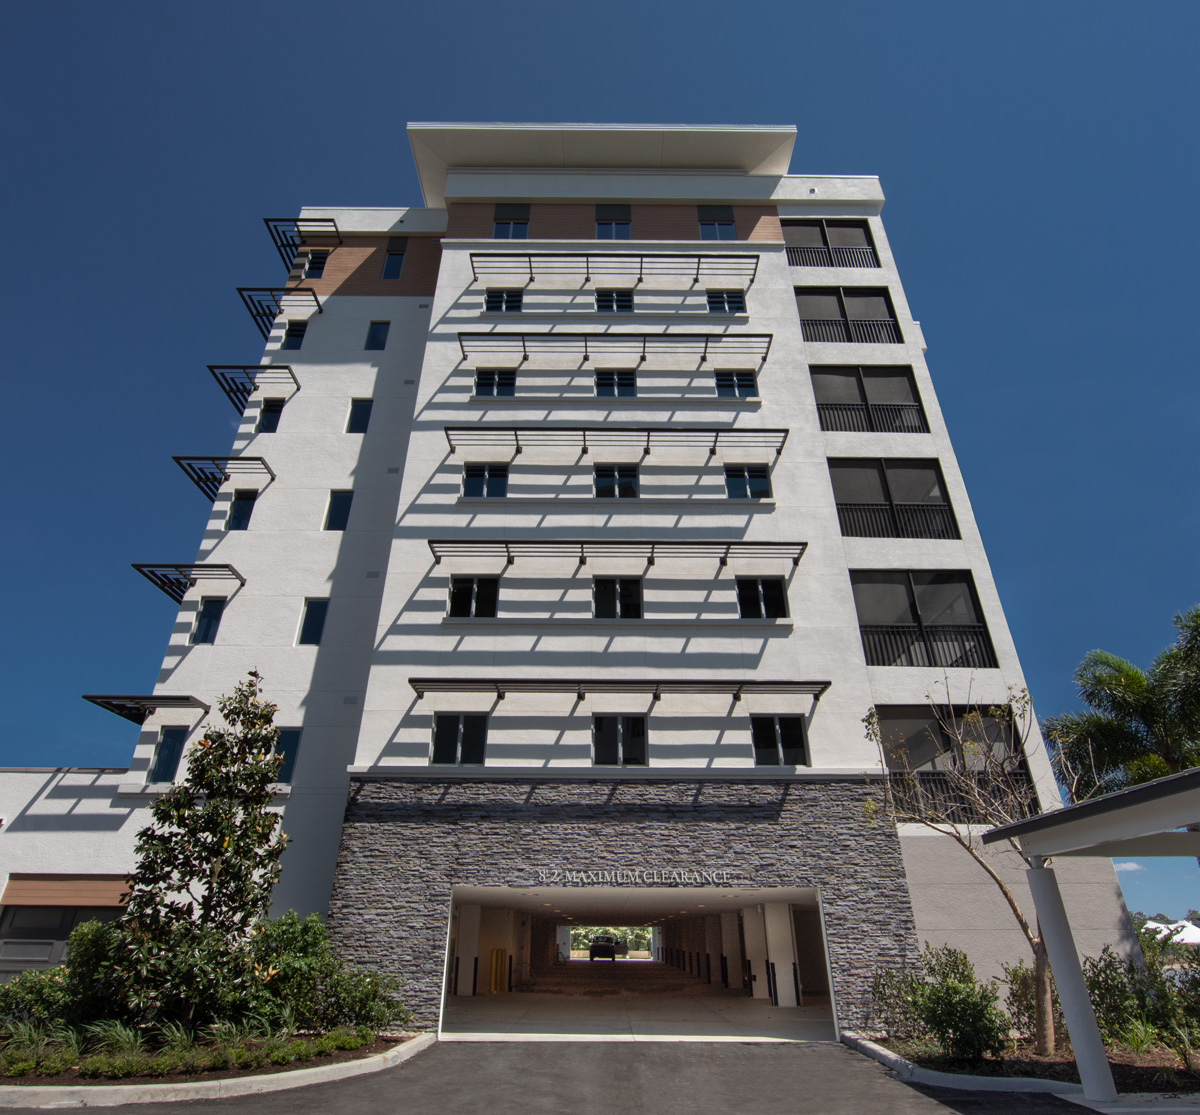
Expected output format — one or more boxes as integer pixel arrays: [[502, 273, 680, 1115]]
[[816, 402, 928, 433], [800, 318, 902, 344], [787, 245, 879, 268], [891, 770, 1036, 823], [837, 503, 958, 539], [860, 624, 997, 668], [836, 503, 895, 536]]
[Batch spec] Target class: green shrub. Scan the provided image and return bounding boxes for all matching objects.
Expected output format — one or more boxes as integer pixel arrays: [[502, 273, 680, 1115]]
[[870, 965, 927, 1040], [1083, 931, 1192, 1041], [0, 967, 72, 1026], [2, 1058, 35, 1078], [1000, 959, 1066, 1043], [144, 1052, 179, 1077], [919, 979, 1007, 1060], [34, 1051, 74, 1076]]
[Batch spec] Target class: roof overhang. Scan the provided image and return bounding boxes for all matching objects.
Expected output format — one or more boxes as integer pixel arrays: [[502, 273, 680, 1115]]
[[408, 123, 797, 208]]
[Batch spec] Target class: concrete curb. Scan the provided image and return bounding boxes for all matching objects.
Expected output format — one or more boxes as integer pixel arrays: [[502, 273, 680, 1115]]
[[0, 1032, 436, 1109], [841, 1030, 1086, 1096]]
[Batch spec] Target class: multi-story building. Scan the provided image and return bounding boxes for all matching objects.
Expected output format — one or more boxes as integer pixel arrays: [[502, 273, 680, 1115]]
[[0, 124, 1132, 1034]]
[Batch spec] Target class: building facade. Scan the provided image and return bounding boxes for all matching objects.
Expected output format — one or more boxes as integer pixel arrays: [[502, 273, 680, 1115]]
[[0, 124, 1132, 1031]]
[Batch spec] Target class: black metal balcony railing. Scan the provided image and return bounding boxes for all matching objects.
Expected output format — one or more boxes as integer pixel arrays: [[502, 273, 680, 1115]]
[[815, 402, 929, 434], [837, 502, 959, 540], [860, 624, 997, 669], [786, 245, 879, 268], [891, 770, 1036, 824], [801, 318, 902, 344]]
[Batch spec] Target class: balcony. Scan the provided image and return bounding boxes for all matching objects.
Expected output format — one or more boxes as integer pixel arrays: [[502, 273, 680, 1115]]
[[800, 318, 902, 344], [891, 769, 1036, 824], [860, 624, 997, 669], [786, 245, 878, 268], [836, 503, 959, 540], [816, 402, 928, 434]]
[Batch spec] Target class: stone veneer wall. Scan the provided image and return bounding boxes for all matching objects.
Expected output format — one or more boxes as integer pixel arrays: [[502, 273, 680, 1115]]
[[327, 777, 920, 1028]]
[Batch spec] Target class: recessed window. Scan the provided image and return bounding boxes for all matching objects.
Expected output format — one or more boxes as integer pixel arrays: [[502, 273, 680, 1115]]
[[274, 729, 301, 783], [381, 236, 406, 279], [149, 727, 187, 783], [324, 490, 354, 531], [594, 578, 642, 619], [782, 219, 878, 267], [593, 715, 647, 766], [485, 289, 523, 313], [192, 598, 226, 645], [595, 370, 636, 398], [298, 598, 329, 645], [715, 371, 758, 398], [256, 398, 285, 433], [750, 716, 809, 766], [281, 322, 307, 350], [724, 465, 772, 500], [476, 369, 516, 397], [596, 289, 634, 313], [707, 290, 746, 314], [449, 577, 499, 618], [829, 459, 958, 539], [365, 321, 390, 350], [304, 250, 329, 279], [795, 287, 901, 344], [810, 366, 928, 433], [226, 489, 257, 531], [594, 465, 639, 499], [736, 578, 788, 620], [463, 464, 508, 498], [596, 204, 632, 239], [698, 205, 736, 241], [432, 714, 489, 765], [346, 398, 373, 433], [494, 204, 530, 239]]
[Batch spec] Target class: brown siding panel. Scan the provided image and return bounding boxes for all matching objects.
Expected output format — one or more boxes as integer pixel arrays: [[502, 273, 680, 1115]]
[[737, 206, 783, 242], [530, 204, 593, 239], [2, 875, 128, 907], [288, 237, 441, 298], [631, 205, 699, 241], [446, 203, 495, 239]]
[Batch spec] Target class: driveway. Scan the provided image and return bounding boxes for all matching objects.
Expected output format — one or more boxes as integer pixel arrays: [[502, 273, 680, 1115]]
[[2, 1041, 1081, 1114]]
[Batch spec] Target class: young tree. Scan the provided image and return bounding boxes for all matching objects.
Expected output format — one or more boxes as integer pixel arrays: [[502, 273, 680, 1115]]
[[865, 684, 1061, 1054]]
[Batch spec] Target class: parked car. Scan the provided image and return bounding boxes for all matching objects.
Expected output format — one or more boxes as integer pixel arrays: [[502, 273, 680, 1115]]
[[589, 934, 617, 961], [614, 938, 628, 957]]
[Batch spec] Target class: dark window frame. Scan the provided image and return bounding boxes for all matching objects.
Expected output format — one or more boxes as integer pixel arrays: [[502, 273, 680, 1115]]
[[493, 204, 531, 240], [715, 370, 758, 398], [596, 289, 635, 313], [592, 714, 648, 766], [304, 249, 330, 278], [280, 321, 307, 350], [782, 219, 878, 267], [226, 489, 257, 531], [596, 204, 632, 240], [750, 715, 810, 766], [381, 236, 407, 279], [256, 397, 285, 433], [324, 490, 354, 531], [274, 728, 301, 783], [698, 205, 736, 241], [706, 289, 746, 314], [298, 598, 329, 646], [595, 369, 637, 398], [191, 597, 226, 645], [475, 369, 517, 397], [346, 398, 373, 433], [735, 577, 789, 620], [448, 576, 499, 619], [462, 463, 509, 498], [594, 464, 639, 499], [809, 365, 928, 433], [829, 458, 959, 539], [485, 289, 524, 313], [724, 464, 772, 500], [593, 577, 644, 620], [795, 287, 902, 344], [364, 321, 391, 350], [431, 713, 489, 765], [149, 726, 188, 784]]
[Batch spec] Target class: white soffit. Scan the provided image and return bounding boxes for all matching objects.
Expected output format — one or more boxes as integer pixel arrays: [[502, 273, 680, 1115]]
[[408, 123, 797, 208]]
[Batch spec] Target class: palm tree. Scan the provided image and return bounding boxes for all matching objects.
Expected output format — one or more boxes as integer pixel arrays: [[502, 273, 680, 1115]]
[[1044, 606, 1200, 800]]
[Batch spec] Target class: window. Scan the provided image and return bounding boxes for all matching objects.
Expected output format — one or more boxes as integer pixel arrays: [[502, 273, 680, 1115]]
[[256, 398, 284, 433], [810, 366, 928, 433], [463, 464, 508, 498], [192, 598, 226, 645], [274, 728, 301, 783], [324, 490, 354, 531], [698, 205, 736, 240], [715, 371, 758, 398], [724, 465, 772, 500], [828, 459, 958, 539], [750, 716, 809, 766], [493, 203, 530, 239], [596, 289, 634, 313], [706, 290, 746, 314], [365, 321, 390, 350], [226, 489, 256, 531], [448, 577, 499, 618], [281, 321, 307, 350], [298, 598, 329, 645], [475, 369, 516, 397], [432, 714, 488, 765], [795, 287, 901, 344], [596, 204, 631, 239], [149, 727, 187, 783], [736, 578, 788, 619], [593, 715, 647, 766], [380, 236, 406, 279], [594, 465, 638, 499], [485, 289, 523, 313], [595, 370, 636, 398], [304, 250, 329, 278], [782, 220, 878, 267], [346, 398, 373, 433], [849, 570, 997, 668], [594, 578, 642, 619]]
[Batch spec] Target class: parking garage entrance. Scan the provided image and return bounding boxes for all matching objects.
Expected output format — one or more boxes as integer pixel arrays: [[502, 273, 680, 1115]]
[[439, 885, 837, 1041]]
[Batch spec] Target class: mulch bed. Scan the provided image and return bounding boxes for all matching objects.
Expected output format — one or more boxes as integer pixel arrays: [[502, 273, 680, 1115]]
[[0, 1035, 414, 1087], [880, 1038, 1200, 1094]]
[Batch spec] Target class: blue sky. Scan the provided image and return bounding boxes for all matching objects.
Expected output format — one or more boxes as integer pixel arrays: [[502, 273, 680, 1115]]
[[2, 1, 1196, 916]]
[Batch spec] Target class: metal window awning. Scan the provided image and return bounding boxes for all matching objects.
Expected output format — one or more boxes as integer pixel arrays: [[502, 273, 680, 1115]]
[[468, 252, 760, 287], [209, 365, 300, 413], [409, 677, 831, 702], [173, 456, 275, 501], [443, 425, 788, 457], [131, 563, 245, 604], [238, 287, 322, 339], [457, 332, 773, 365], [82, 694, 211, 725], [427, 539, 807, 567], [264, 217, 342, 269]]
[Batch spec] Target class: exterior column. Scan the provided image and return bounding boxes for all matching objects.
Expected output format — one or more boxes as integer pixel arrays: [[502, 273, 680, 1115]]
[[704, 915, 722, 984], [719, 910, 742, 989], [1025, 863, 1116, 1102], [763, 901, 799, 1008], [742, 905, 770, 999], [651, 926, 662, 962], [555, 925, 571, 963], [454, 903, 481, 996]]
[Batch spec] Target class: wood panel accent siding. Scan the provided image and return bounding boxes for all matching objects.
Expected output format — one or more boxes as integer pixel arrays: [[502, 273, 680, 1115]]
[[287, 236, 442, 297], [530, 204, 593, 239], [736, 206, 783, 242], [446, 203, 496, 239], [2, 874, 129, 906]]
